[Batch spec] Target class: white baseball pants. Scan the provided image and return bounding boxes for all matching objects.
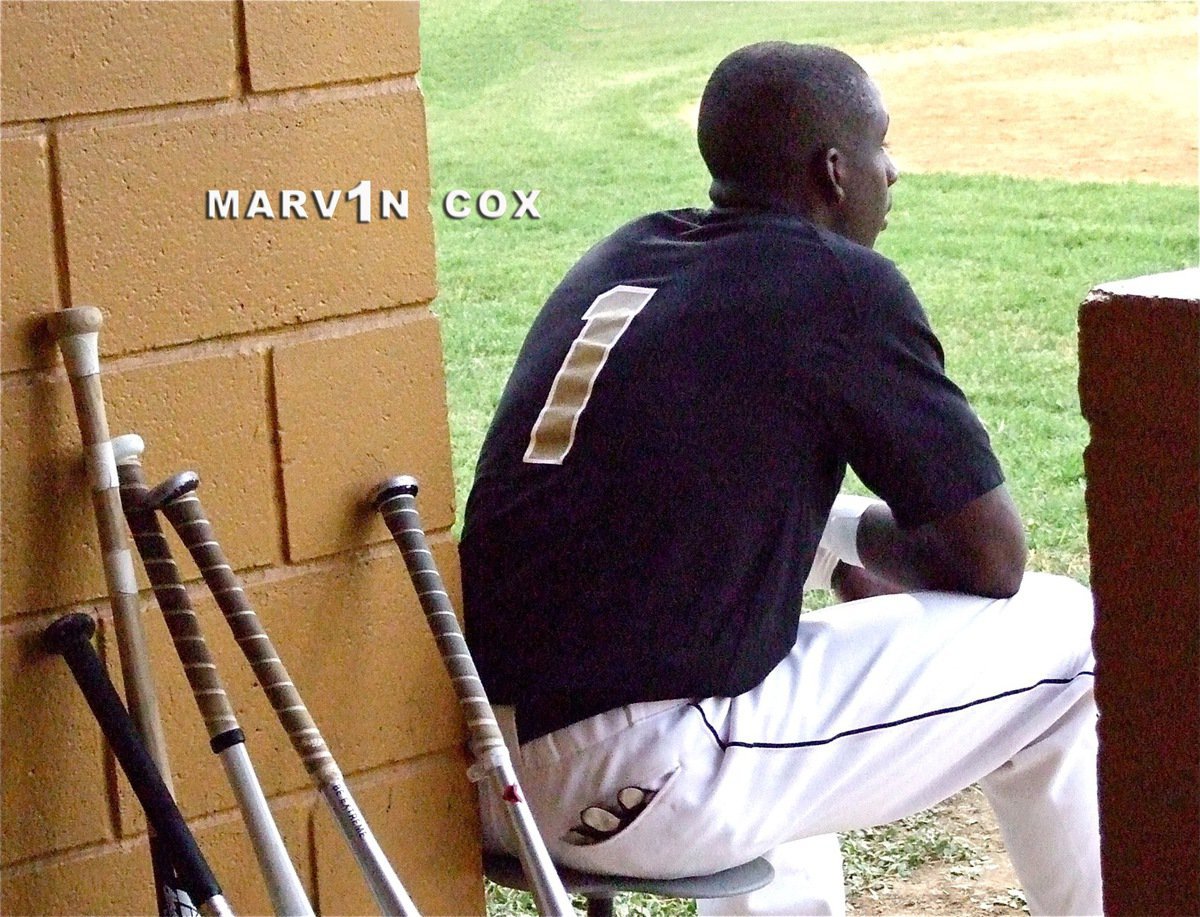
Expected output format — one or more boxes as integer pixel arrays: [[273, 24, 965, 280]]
[[480, 572, 1100, 915]]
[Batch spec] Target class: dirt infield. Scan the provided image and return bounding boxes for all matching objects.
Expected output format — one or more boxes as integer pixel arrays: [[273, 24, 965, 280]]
[[849, 787, 1022, 915], [864, 10, 1197, 185]]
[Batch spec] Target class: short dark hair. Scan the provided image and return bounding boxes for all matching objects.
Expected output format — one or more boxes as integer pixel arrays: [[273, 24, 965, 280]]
[[697, 42, 876, 198]]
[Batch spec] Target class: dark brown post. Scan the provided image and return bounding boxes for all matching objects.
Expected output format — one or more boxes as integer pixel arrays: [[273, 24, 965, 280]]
[[1079, 269, 1200, 915]]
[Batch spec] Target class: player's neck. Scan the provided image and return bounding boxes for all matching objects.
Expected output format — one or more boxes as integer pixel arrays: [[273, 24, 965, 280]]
[[708, 179, 826, 226]]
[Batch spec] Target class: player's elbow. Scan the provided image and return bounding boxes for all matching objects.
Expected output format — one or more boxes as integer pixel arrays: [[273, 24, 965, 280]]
[[930, 485, 1028, 599], [876, 486, 1029, 598], [959, 530, 1027, 599]]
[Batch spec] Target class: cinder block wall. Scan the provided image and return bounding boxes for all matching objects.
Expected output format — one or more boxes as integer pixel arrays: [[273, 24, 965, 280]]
[[1079, 268, 1200, 915], [0, 2, 484, 914]]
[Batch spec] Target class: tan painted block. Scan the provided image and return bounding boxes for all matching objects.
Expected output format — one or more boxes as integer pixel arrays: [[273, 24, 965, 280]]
[[273, 314, 455, 561], [100, 605, 221, 839], [0, 1, 237, 123], [245, 0, 420, 92], [110, 544, 465, 835], [1, 350, 278, 615], [0, 840, 156, 916], [312, 754, 484, 916], [1, 616, 113, 867], [0, 134, 60, 374], [9, 819, 313, 917], [57, 88, 435, 356], [0, 372, 99, 615], [104, 351, 282, 577]]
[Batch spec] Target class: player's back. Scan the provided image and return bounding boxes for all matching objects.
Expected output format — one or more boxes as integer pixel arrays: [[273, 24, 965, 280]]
[[461, 206, 877, 739]]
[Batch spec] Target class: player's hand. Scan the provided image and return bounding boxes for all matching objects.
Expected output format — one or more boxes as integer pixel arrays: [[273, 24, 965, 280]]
[[831, 561, 906, 602], [821, 494, 883, 567], [806, 494, 886, 592]]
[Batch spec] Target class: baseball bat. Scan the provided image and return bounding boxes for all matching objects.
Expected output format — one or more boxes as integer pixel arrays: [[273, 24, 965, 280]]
[[371, 476, 574, 917], [113, 435, 314, 917], [46, 306, 192, 917], [44, 613, 234, 917], [145, 472, 420, 917]]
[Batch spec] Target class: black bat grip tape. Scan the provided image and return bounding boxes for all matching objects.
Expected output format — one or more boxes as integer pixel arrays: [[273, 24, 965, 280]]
[[371, 476, 510, 762], [44, 613, 224, 908]]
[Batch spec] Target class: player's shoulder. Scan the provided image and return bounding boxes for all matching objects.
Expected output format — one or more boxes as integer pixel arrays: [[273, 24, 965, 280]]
[[813, 225, 907, 287], [604, 206, 826, 246], [700, 208, 906, 284], [809, 227, 923, 322], [601, 207, 711, 244], [568, 208, 706, 267]]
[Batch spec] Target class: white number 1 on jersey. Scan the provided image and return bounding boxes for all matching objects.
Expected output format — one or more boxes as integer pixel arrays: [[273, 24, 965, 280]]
[[524, 284, 658, 465]]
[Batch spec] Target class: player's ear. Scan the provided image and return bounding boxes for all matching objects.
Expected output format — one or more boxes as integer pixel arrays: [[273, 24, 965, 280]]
[[817, 147, 847, 204]]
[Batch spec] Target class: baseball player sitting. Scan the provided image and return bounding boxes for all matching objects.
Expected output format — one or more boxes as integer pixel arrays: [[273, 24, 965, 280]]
[[460, 41, 1100, 916]]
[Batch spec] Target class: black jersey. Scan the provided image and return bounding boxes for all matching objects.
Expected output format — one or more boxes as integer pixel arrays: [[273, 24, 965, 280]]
[[460, 207, 1003, 742]]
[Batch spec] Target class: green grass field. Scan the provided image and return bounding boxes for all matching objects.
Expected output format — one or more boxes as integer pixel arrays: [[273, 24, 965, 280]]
[[424, 1, 1196, 581], [419, 2, 1198, 912]]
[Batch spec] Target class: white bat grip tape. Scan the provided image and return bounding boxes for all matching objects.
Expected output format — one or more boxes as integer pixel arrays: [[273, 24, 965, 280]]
[[60, 332, 101, 377], [87, 441, 119, 491], [105, 549, 140, 596], [467, 746, 512, 782]]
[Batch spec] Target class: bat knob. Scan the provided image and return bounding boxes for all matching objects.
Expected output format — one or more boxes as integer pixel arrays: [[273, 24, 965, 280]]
[[46, 306, 104, 339], [371, 475, 419, 510], [112, 434, 146, 465], [144, 471, 201, 510], [43, 612, 97, 655]]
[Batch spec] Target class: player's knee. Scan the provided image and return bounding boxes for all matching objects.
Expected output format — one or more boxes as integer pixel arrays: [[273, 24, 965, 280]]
[[1015, 572, 1095, 654]]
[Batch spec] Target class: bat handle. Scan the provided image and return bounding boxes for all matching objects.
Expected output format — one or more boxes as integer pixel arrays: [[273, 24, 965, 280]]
[[371, 477, 574, 917], [370, 477, 508, 765], [113, 441, 241, 746], [44, 614, 231, 914], [46, 306, 104, 378], [48, 317, 184, 916], [146, 473, 417, 916], [145, 473, 341, 788], [114, 438, 313, 917]]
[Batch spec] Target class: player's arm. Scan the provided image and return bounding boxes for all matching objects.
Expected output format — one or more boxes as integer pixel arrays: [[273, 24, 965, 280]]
[[818, 256, 1026, 599], [847, 484, 1026, 598]]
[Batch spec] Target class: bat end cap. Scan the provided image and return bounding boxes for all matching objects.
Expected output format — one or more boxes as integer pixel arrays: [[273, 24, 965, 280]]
[[370, 475, 419, 509], [112, 434, 146, 464], [46, 306, 104, 338], [144, 471, 200, 509], [43, 612, 97, 655]]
